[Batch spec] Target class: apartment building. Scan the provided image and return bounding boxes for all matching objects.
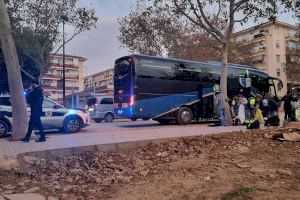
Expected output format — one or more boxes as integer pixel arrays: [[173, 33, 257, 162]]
[[233, 20, 299, 96], [83, 68, 113, 95], [42, 54, 86, 103]]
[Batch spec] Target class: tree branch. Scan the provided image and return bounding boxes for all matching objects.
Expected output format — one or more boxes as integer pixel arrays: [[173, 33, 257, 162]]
[[51, 30, 81, 58], [225, 0, 235, 41], [234, 12, 251, 23], [233, 0, 247, 12], [34, 0, 44, 32], [196, 0, 224, 40], [173, 0, 225, 44]]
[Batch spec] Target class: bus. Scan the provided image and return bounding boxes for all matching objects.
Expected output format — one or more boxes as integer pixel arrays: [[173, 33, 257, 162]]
[[113, 54, 282, 125]]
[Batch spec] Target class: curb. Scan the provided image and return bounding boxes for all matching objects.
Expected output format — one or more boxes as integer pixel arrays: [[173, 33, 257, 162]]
[[20, 139, 160, 158]]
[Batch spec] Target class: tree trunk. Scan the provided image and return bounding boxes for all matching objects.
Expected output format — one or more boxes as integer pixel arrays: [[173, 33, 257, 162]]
[[220, 43, 233, 126], [0, 0, 29, 140]]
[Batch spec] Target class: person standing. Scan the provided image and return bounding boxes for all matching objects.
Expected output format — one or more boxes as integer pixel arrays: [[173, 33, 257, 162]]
[[21, 79, 45, 142], [216, 92, 227, 126], [282, 91, 293, 121]]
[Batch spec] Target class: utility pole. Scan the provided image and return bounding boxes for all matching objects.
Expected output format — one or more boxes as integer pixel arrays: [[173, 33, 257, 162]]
[[61, 15, 68, 106]]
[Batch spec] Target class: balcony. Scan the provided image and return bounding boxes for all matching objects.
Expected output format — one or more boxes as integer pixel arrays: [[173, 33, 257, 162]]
[[43, 85, 79, 91], [83, 84, 113, 93], [49, 63, 79, 69], [253, 33, 266, 39], [43, 74, 79, 80]]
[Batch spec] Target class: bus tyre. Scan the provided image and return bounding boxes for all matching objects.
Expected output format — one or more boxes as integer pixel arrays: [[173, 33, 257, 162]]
[[104, 113, 114, 123], [177, 107, 193, 125], [94, 118, 102, 123], [0, 119, 9, 138]]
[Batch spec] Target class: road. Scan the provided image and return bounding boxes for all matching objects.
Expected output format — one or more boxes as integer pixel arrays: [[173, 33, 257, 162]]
[[0, 119, 246, 156]]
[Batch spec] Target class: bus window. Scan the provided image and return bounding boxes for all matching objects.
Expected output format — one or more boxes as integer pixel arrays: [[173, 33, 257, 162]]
[[269, 85, 276, 97], [137, 59, 176, 80]]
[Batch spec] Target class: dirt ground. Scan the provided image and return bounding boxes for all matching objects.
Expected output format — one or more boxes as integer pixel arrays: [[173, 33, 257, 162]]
[[0, 129, 299, 200]]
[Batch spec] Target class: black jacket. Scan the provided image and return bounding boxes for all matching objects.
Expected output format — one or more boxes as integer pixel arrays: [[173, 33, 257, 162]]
[[282, 95, 295, 111], [26, 86, 44, 115]]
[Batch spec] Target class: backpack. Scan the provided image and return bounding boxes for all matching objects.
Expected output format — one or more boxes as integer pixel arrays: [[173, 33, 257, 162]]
[[265, 115, 280, 127]]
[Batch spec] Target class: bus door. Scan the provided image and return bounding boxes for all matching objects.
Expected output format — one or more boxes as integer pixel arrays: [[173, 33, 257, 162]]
[[196, 83, 215, 119], [269, 77, 283, 97]]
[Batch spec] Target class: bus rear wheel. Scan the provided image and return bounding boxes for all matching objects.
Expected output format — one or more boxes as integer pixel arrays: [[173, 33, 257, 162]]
[[177, 107, 193, 125]]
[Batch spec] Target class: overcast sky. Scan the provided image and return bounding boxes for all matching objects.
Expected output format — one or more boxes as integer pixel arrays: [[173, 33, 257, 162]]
[[63, 0, 297, 76]]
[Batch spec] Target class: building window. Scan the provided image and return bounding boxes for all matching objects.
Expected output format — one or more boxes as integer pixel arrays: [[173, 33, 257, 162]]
[[276, 40, 280, 48], [277, 68, 280, 77], [276, 55, 280, 62]]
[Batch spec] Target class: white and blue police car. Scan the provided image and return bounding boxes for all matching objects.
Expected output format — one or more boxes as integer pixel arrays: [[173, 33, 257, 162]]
[[0, 94, 90, 137]]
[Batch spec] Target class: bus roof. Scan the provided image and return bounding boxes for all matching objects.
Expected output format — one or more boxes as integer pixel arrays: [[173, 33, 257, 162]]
[[119, 54, 268, 76]]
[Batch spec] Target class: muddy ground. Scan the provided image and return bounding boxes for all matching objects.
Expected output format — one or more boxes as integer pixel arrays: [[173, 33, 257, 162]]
[[0, 129, 299, 200]]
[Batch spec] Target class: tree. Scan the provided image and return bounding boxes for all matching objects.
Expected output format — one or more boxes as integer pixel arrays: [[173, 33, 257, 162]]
[[5, 0, 98, 76], [0, 0, 29, 140], [118, 2, 255, 66]]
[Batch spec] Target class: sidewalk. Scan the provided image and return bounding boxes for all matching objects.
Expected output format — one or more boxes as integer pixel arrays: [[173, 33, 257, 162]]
[[0, 123, 246, 157]]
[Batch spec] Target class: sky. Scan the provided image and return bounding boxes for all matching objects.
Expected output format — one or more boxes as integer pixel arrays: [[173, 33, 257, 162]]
[[63, 0, 297, 76]]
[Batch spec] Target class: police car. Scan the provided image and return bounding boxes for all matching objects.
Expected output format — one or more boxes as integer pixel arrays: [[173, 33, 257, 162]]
[[0, 95, 90, 137]]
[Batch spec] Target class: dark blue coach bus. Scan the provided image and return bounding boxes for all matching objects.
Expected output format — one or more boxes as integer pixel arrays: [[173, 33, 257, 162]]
[[113, 54, 281, 125]]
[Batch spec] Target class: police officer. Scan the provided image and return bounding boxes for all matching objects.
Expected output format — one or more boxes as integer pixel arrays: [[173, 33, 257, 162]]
[[22, 79, 45, 142]]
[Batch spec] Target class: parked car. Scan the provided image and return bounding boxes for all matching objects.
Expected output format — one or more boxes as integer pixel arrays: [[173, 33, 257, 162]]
[[0, 95, 90, 137], [87, 96, 116, 123]]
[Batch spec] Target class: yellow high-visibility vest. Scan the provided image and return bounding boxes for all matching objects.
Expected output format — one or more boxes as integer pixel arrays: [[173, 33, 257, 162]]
[[249, 97, 256, 107], [232, 99, 236, 106]]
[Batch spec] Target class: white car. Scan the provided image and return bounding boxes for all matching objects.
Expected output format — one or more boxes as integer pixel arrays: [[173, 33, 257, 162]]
[[0, 95, 90, 137]]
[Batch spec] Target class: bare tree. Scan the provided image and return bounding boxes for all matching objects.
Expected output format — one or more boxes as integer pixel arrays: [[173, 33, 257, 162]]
[[0, 0, 28, 140], [118, 5, 253, 64], [6, 0, 98, 76]]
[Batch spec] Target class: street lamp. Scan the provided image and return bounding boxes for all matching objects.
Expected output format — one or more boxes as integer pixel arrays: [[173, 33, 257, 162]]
[[61, 15, 68, 106]]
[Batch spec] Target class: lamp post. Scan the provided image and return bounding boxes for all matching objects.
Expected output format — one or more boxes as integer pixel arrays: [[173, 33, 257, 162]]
[[61, 15, 68, 106]]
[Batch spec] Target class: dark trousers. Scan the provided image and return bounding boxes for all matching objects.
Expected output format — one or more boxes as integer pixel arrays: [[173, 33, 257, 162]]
[[25, 114, 45, 140], [284, 109, 292, 121]]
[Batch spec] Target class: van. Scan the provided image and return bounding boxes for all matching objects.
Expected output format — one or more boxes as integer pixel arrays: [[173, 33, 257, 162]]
[[87, 96, 115, 123]]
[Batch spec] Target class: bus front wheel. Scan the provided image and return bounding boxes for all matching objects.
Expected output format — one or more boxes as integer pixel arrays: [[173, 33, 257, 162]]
[[177, 107, 193, 125]]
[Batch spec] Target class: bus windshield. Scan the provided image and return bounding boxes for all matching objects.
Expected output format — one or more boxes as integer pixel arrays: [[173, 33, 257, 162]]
[[115, 59, 132, 77]]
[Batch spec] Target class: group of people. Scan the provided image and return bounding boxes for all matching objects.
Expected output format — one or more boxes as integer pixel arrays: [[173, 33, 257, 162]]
[[224, 91, 299, 128], [230, 93, 280, 128]]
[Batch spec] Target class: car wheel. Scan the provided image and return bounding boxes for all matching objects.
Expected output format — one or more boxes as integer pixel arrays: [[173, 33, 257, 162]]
[[64, 116, 83, 133], [104, 113, 114, 123], [177, 107, 193, 125], [0, 119, 9, 138], [131, 118, 137, 121], [94, 118, 102, 123]]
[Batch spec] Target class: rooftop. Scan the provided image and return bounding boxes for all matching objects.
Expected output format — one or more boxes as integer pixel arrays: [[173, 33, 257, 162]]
[[233, 20, 299, 36], [49, 53, 87, 61]]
